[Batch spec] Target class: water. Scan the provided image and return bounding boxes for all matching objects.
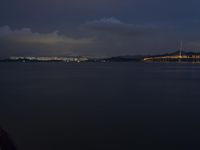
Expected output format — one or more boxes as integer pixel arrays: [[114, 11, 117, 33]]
[[1, 62, 200, 150]]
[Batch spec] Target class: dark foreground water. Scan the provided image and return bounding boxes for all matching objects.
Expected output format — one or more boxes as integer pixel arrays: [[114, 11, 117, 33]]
[[1, 62, 200, 150]]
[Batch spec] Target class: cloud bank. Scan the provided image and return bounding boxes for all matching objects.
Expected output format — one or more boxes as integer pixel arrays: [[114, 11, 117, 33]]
[[0, 26, 92, 45], [0, 18, 196, 57], [84, 18, 157, 37], [0, 26, 93, 57]]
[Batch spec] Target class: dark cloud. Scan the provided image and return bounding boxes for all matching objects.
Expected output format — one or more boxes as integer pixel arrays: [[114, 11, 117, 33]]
[[1, 9, 200, 57], [83, 18, 160, 37], [0, 18, 170, 57], [1, 0, 200, 30], [0, 26, 92, 44], [79, 18, 179, 56], [1, 0, 200, 57], [0, 26, 93, 57]]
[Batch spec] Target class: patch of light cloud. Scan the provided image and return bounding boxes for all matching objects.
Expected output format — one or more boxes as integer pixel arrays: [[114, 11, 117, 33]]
[[0, 26, 93, 45]]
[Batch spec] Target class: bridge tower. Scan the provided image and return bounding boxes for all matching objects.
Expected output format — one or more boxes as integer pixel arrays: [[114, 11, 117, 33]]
[[179, 40, 183, 58]]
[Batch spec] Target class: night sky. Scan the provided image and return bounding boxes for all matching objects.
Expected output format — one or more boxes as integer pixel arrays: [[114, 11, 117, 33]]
[[1, 0, 200, 57]]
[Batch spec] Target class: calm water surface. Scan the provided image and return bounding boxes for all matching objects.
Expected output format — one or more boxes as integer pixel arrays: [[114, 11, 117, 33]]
[[0, 62, 200, 150]]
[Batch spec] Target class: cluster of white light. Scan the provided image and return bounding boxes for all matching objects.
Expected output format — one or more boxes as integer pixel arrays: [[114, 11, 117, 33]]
[[9, 56, 88, 62]]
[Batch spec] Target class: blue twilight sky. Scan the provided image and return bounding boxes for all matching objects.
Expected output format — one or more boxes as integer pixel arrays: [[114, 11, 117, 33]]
[[0, 0, 200, 57]]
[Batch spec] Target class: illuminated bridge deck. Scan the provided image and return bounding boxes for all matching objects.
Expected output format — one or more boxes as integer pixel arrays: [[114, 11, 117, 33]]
[[143, 55, 200, 63]]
